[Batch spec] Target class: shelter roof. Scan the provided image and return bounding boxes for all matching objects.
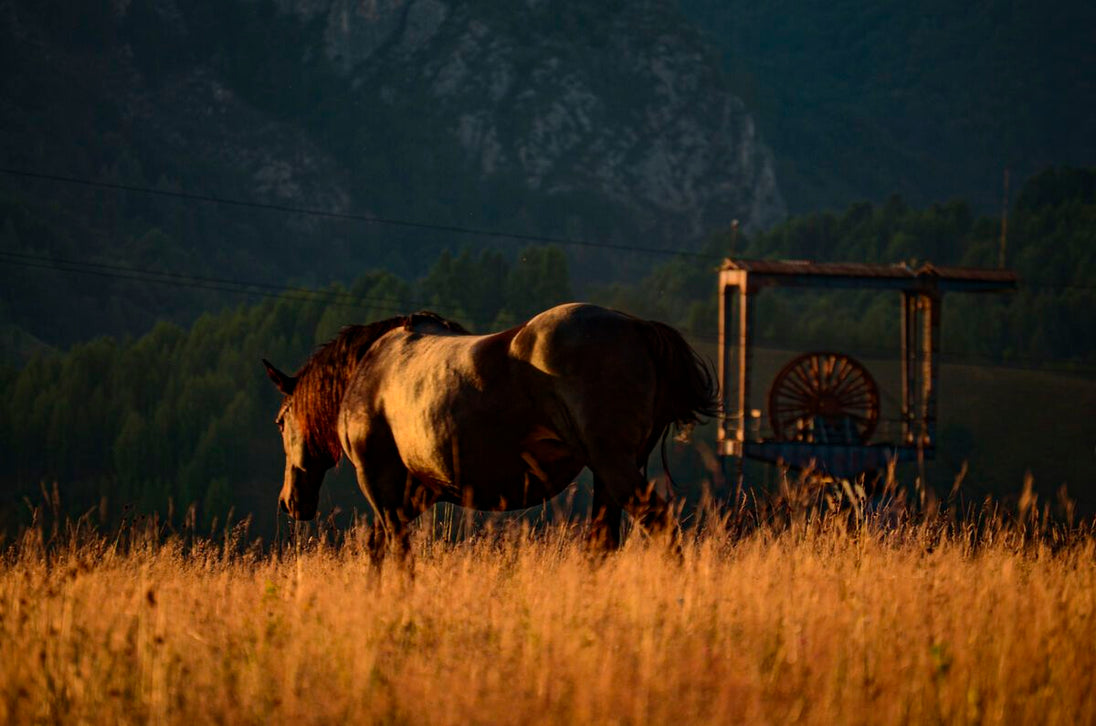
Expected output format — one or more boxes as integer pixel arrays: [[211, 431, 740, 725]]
[[719, 258, 1018, 293]]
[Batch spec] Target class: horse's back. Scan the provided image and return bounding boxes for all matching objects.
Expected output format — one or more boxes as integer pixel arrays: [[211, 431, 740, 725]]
[[508, 304, 660, 456], [339, 303, 703, 510], [342, 319, 579, 506], [509, 303, 651, 376]]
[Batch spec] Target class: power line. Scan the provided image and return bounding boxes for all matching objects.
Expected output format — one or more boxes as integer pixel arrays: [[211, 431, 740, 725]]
[[0, 251, 505, 330], [3, 167, 1093, 370], [0, 167, 718, 261], [0, 250, 397, 306], [5, 166, 1094, 289], [4, 250, 1094, 376]]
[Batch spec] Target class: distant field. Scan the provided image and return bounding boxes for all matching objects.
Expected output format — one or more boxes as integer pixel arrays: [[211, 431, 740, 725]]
[[3, 490, 1094, 725]]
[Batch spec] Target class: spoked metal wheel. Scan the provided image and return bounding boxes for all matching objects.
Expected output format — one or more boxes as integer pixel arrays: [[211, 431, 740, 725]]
[[768, 352, 880, 444]]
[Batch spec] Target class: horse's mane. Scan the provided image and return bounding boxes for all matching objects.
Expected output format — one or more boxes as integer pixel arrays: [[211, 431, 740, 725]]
[[403, 310, 470, 334], [292, 312, 467, 463]]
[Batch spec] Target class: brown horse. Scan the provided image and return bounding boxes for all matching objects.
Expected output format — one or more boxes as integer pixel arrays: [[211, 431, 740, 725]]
[[263, 303, 716, 558]]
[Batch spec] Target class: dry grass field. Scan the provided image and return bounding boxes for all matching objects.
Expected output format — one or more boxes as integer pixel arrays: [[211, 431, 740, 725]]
[[2, 481, 1094, 725]]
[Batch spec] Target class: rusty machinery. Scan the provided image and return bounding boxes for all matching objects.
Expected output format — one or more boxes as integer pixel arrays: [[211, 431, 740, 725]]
[[716, 259, 1017, 480]]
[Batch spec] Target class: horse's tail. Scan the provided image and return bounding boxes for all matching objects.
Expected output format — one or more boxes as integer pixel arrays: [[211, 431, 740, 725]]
[[644, 320, 719, 447]]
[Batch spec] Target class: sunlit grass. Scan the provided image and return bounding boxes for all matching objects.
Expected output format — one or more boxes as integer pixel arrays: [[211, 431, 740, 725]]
[[2, 478, 1094, 725]]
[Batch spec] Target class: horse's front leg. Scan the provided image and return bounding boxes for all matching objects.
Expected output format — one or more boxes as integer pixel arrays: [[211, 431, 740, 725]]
[[355, 465, 434, 569], [349, 421, 429, 568], [372, 506, 412, 567], [364, 519, 387, 569], [353, 467, 409, 568]]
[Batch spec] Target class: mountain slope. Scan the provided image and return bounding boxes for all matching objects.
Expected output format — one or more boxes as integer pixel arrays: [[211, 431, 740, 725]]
[[0, 0, 784, 351]]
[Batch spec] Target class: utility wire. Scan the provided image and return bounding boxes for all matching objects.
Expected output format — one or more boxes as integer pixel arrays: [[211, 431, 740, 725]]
[[4, 250, 1094, 375], [0, 250, 407, 307], [0, 167, 718, 261], [0, 251, 506, 330], [4, 166, 1093, 290], [0, 250, 1089, 372], [2, 167, 1093, 368]]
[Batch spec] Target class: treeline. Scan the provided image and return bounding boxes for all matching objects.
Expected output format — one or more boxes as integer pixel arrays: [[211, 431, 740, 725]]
[[598, 167, 1096, 367], [0, 246, 571, 535]]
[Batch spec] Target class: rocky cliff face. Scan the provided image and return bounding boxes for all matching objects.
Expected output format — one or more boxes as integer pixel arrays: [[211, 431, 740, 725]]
[[271, 0, 785, 239], [1, 0, 784, 350]]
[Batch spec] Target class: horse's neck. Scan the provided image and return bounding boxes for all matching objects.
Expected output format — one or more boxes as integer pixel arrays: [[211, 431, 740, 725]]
[[297, 356, 359, 462]]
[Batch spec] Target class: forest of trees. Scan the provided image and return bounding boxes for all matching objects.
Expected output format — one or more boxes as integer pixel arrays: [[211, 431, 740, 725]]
[[2, 167, 1093, 537]]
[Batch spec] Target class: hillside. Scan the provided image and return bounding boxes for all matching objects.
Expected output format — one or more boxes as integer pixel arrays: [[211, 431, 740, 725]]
[[0, 0, 783, 352]]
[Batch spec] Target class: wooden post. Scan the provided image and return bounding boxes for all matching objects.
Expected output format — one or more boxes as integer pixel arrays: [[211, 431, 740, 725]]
[[900, 291, 918, 445], [737, 283, 754, 445], [919, 292, 941, 447], [717, 275, 734, 445]]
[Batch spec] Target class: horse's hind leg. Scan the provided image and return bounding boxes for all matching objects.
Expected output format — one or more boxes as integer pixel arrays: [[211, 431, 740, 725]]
[[589, 475, 623, 550], [588, 455, 679, 551]]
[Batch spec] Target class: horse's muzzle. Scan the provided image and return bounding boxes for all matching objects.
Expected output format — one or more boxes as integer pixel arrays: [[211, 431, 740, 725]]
[[279, 464, 322, 520], [279, 493, 318, 521]]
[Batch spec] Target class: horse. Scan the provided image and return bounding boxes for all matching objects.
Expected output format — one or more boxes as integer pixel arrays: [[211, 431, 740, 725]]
[[262, 303, 717, 559]]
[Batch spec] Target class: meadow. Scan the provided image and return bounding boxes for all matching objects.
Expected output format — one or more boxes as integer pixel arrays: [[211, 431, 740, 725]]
[[2, 479, 1094, 725]]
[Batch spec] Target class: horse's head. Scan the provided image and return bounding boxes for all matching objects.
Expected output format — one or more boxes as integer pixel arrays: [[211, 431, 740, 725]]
[[263, 359, 333, 520]]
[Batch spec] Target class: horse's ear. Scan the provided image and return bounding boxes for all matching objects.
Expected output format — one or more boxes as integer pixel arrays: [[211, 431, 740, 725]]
[[262, 359, 296, 395]]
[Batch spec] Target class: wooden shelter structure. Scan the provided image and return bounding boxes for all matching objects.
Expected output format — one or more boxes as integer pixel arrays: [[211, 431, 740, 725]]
[[717, 259, 1018, 478]]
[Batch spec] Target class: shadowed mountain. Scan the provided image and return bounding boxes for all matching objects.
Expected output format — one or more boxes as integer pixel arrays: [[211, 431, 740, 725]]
[[0, 0, 783, 351]]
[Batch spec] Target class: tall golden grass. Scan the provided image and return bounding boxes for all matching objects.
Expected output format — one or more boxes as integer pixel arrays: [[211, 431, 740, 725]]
[[2, 477, 1094, 725]]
